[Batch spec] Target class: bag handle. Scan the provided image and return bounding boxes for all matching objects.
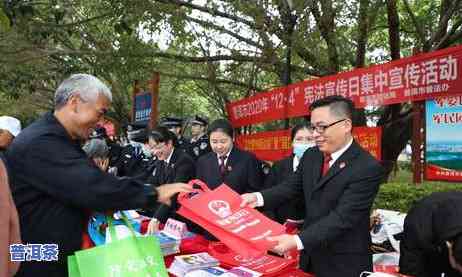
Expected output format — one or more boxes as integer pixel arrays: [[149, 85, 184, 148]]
[[105, 212, 138, 242], [106, 215, 118, 242], [177, 179, 211, 204]]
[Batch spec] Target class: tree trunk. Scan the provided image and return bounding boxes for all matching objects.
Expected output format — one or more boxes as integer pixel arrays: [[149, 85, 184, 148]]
[[379, 0, 411, 179]]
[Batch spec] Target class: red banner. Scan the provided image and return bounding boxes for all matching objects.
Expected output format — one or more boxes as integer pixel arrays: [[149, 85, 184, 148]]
[[227, 45, 462, 127], [236, 127, 382, 161]]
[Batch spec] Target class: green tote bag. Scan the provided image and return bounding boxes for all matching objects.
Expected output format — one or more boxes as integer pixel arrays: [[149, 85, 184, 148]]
[[68, 213, 168, 277]]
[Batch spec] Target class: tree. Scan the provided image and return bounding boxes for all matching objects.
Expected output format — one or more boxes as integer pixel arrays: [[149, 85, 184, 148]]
[[2, 0, 462, 180]]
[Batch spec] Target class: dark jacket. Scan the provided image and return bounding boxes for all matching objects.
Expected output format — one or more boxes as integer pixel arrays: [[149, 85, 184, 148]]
[[263, 155, 305, 223], [187, 134, 211, 161], [261, 141, 384, 277], [143, 148, 195, 222], [110, 144, 153, 177], [196, 147, 264, 194], [5, 113, 158, 277], [400, 192, 462, 277]]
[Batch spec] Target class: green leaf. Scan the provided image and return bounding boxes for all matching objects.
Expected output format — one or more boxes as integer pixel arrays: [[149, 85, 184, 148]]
[[0, 7, 10, 32]]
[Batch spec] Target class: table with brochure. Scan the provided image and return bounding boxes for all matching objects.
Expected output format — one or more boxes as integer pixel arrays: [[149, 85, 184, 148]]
[[73, 181, 402, 277]]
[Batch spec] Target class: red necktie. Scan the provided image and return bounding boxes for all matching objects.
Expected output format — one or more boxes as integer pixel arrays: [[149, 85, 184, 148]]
[[219, 156, 227, 175], [322, 154, 332, 176]]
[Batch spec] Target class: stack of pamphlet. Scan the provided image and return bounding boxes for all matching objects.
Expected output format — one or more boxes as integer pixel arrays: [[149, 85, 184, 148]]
[[168, 252, 219, 276], [153, 231, 181, 256], [183, 266, 262, 277]]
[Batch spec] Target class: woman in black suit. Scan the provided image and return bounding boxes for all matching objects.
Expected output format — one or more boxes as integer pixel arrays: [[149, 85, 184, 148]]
[[144, 126, 195, 233], [196, 119, 263, 194], [263, 123, 315, 224]]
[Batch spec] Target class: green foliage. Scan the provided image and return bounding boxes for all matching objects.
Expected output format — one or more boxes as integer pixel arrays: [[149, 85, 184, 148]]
[[0, 6, 10, 32], [373, 170, 462, 213]]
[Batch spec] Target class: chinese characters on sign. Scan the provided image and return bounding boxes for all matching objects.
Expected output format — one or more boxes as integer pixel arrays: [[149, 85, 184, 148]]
[[10, 244, 59, 262], [228, 45, 462, 127], [425, 96, 462, 181], [235, 127, 382, 161], [134, 92, 152, 124]]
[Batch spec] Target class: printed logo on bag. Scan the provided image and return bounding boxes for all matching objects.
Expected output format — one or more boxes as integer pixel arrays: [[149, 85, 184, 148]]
[[208, 200, 232, 218], [233, 255, 253, 263]]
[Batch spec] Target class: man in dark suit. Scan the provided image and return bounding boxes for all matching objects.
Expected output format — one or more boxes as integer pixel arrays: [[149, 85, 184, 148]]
[[241, 95, 385, 277], [399, 192, 462, 277], [5, 74, 191, 277]]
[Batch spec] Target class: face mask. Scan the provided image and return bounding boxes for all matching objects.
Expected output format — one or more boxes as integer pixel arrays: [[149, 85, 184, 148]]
[[141, 146, 152, 158], [293, 142, 316, 159]]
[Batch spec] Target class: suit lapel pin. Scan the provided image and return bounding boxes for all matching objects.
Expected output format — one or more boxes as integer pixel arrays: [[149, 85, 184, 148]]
[[227, 165, 232, 171], [339, 162, 346, 169]]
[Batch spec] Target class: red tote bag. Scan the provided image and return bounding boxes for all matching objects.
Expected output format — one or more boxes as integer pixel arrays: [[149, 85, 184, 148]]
[[177, 180, 286, 258], [208, 242, 298, 276]]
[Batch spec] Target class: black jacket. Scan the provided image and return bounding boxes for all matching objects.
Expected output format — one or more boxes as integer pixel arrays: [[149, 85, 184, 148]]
[[187, 134, 211, 161], [261, 141, 384, 277], [5, 113, 158, 277], [143, 148, 195, 222], [196, 147, 264, 194], [400, 192, 462, 277], [263, 155, 305, 223]]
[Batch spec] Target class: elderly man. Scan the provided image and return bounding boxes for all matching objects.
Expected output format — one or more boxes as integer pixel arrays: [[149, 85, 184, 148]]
[[242, 95, 385, 277], [0, 116, 21, 151], [5, 74, 191, 277]]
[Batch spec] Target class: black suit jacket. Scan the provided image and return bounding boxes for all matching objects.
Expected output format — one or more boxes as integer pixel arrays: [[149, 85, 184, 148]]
[[263, 155, 305, 223], [6, 113, 157, 277], [144, 148, 195, 186], [262, 141, 384, 277], [399, 192, 462, 277], [143, 148, 195, 222], [196, 147, 264, 194]]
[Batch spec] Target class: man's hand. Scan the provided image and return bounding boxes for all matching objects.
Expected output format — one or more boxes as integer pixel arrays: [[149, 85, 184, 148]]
[[267, 234, 298, 255], [156, 182, 192, 205], [240, 193, 258, 208]]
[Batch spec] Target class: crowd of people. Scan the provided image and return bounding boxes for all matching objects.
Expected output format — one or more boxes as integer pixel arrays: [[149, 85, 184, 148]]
[[1, 73, 462, 277]]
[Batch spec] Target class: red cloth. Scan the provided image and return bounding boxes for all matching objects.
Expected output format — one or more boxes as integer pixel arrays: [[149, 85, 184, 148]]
[[81, 232, 94, 249], [322, 154, 332, 176]]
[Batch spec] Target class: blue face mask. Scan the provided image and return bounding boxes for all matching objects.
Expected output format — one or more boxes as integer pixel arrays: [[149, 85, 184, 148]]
[[293, 142, 315, 159]]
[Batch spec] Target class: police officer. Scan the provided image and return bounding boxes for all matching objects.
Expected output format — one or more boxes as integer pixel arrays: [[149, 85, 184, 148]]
[[112, 122, 154, 177], [188, 115, 211, 160], [159, 116, 191, 153]]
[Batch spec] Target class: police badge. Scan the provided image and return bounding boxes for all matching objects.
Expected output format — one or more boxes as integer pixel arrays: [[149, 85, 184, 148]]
[[200, 142, 208, 150], [193, 147, 200, 156]]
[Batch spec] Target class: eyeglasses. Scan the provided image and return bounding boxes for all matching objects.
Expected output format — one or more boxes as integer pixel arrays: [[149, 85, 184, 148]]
[[308, 119, 348, 134]]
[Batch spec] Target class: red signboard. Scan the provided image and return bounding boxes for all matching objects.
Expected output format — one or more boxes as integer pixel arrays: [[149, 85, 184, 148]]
[[227, 45, 462, 127], [236, 127, 382, 161]]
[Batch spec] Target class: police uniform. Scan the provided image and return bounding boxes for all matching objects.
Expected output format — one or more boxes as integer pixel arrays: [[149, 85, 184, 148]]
[[188, 116, 211, 160], [159, 116, 191, 153], [111, 123, 154, 177]]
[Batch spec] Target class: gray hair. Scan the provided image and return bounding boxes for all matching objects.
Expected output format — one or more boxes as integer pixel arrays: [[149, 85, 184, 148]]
[[82, 138, 109, 159], [54, 74, 112, 109]]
